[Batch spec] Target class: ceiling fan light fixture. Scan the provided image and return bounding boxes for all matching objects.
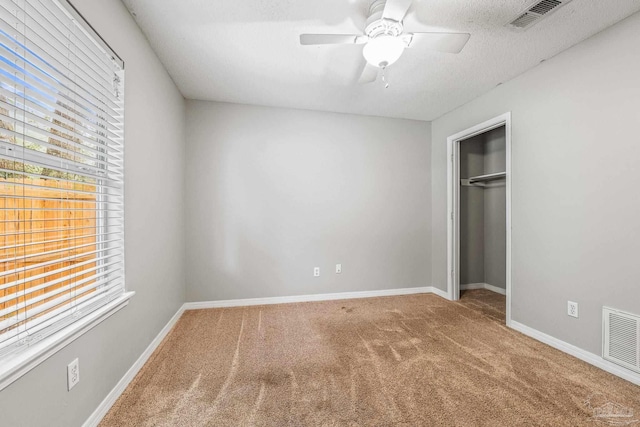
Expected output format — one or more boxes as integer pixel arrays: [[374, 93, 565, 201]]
[[362, 35, 405, 68]]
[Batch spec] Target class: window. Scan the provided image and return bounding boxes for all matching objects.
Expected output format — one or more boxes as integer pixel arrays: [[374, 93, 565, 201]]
[[0, 0, 126, 377]]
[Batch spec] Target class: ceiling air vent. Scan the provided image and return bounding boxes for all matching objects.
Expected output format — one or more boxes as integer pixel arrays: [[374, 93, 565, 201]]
[[603, 307, 640, 373], [529, 0, 562, 15], [507, 0, 572, 30]]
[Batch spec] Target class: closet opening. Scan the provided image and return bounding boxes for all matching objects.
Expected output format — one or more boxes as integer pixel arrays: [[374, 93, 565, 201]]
[[446, 113, 512, 325]]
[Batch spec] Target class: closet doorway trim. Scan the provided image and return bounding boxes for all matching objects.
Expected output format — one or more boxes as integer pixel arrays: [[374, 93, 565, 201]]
[[446, 112, 512, 326]]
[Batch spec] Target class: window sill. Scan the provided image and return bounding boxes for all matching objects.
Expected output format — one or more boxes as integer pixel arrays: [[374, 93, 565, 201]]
[[0, 292, 135, 392]]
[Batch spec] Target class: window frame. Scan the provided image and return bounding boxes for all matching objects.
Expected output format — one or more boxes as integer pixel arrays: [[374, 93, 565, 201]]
[[0, 0, 132, 391]]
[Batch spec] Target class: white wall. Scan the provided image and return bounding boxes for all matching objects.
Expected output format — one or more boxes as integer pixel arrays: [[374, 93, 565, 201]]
[[0, 1, 186, 425], [185, 101, 431, 301], [432, 12, 640, 355]]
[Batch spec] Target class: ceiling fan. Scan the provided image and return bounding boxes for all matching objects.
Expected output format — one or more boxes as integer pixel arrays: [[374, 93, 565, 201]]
[[299, 0, 471, 84]]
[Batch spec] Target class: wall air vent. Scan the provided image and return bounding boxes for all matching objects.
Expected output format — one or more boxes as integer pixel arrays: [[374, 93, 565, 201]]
[[507, 0, 572, 30], [603, 307, 640, 373]]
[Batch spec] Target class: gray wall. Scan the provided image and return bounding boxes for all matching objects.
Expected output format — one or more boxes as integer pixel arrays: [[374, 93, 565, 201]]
[[185, 101, 431, 301], [431, 11, 640, 354], [0, 1, 186, 426]]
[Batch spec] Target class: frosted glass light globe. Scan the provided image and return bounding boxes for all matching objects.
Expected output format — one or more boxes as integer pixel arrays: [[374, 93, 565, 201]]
[[363, 35, 405, 68]]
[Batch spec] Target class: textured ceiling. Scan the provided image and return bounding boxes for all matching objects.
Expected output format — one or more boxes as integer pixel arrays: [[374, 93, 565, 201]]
[[121, 0, 640, 121]]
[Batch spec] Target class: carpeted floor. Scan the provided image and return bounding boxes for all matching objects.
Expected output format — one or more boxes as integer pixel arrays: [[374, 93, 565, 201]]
[[101, 290, 640, 426]]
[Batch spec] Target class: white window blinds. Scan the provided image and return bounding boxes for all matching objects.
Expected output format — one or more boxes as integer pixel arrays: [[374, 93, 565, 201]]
[[0, 0, 125, 355]]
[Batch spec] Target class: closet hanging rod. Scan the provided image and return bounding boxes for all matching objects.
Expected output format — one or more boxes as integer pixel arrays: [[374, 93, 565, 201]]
[[468, 171, 506, 184]]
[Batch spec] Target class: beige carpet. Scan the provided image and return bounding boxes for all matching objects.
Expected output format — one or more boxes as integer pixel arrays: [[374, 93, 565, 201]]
[[101, 290, 640, 426]]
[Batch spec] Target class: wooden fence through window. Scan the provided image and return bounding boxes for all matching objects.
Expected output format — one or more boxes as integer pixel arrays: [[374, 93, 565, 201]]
[[0, 178, 97, 328]]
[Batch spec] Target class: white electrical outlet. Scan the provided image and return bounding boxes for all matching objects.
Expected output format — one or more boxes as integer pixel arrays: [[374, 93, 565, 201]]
[[567, 301, 579, 318], [313, 267, 320, 277], [67, 358, 80, 391], [336, 264, 342, 274]]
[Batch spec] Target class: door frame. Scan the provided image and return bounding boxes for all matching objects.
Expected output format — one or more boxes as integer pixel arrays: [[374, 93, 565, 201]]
[[446, 112, 512, 326]]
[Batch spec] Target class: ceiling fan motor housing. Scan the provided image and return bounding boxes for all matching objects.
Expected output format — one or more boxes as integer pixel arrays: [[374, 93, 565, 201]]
[[365, 0, 404, 38], [365, 18, 403, 38], [363, 0, 407, 68]]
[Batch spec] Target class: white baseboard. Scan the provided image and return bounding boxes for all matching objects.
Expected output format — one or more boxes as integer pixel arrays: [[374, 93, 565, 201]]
[[460, 282, 506, 296], [82, 305, 186, 427], [510, 320, 640, 386], [428, 286, 450, 300], [460, 283, 485, 290], [483, 283, 506, 295], [183, 286, 438, 310]]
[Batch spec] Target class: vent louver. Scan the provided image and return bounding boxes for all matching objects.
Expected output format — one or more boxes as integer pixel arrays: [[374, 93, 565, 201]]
[[603, 307, 640, 373], [529, 0, 562, 15], [510, 13, 539, 28], [507, 0, 572, 30]]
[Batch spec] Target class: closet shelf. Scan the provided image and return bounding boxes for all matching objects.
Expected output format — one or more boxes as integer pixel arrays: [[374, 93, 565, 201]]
[[468, 171, 506, 184]]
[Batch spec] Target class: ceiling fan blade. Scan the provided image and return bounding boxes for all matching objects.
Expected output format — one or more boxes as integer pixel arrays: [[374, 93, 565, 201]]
[[407, 32, 471, 53], [358, 63, 379, 84], [382, 0, 413, 22], [299, 34, 367, 45]]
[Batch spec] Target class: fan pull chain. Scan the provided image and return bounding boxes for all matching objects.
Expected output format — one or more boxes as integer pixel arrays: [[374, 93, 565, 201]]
[[381, 66, 389, 89]]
